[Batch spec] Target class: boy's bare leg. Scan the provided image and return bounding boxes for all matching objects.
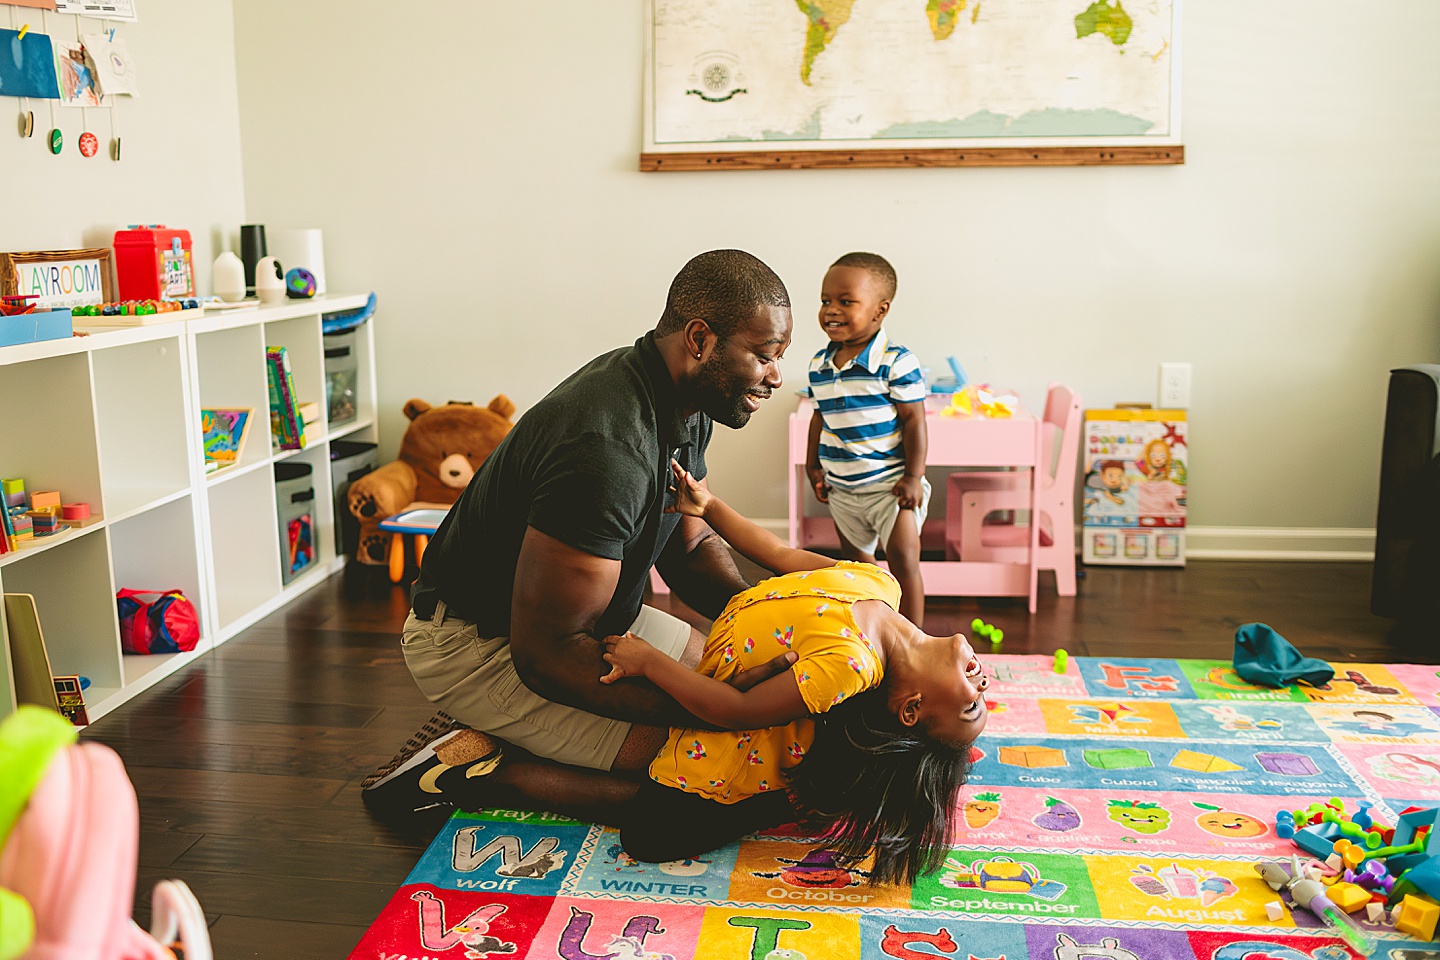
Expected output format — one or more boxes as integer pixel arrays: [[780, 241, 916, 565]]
[[886, 509, 925, 627], [836, 527, 876, 564]]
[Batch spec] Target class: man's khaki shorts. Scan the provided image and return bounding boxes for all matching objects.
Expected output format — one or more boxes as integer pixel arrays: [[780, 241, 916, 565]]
[[401, 602, 692, 771]]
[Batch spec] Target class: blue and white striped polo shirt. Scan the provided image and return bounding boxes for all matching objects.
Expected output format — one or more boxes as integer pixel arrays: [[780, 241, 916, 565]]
[[807, 330, 927, 489]]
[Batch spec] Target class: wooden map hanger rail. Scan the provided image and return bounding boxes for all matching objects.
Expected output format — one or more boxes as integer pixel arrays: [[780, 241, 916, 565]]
[[640, 145, 1183, 172]]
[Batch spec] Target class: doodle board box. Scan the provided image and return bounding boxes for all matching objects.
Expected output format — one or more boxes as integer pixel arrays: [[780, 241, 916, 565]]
[[1082, 408, 1189, 567], [113, 226, 196, 301]]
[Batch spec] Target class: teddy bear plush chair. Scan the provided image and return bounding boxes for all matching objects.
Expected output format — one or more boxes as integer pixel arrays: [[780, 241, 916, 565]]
[[347, 397, 514, 582]]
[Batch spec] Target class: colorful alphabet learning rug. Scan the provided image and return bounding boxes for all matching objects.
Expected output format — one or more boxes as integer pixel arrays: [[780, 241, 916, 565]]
[[349, 656, 1440, 959]]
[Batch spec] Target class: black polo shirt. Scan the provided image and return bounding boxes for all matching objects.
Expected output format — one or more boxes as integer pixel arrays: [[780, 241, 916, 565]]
[[411, 333, 712, 638]]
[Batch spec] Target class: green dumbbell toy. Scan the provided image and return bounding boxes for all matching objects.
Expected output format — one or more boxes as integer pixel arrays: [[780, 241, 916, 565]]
[[971, 618, 1003, 646]]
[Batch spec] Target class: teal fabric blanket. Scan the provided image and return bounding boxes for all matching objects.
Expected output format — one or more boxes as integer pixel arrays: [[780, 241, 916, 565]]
[[1233, 622, 1336, 688]]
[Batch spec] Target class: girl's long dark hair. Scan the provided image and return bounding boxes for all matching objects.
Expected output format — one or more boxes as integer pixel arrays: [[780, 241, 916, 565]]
[[785, 688, 973, 886]]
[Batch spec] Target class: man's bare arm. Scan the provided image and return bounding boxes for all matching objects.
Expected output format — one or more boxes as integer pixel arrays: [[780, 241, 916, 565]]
[[654, 514, 751, 619], [510, 526, 690, 727]]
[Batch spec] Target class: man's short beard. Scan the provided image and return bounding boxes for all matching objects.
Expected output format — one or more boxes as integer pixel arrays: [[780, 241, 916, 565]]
[[693, 353, 756, 429]]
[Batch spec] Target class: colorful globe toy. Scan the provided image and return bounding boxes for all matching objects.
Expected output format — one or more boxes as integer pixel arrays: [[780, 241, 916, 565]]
[[285, 267, 317, 299]]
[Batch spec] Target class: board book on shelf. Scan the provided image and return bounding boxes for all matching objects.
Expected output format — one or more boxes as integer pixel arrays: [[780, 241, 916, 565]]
[[266, 346, 306, 451], [4, 593, 89, 725], [6, 593, 60, 713], [0, 498, 14, 553], [201, 408, 254, 471]]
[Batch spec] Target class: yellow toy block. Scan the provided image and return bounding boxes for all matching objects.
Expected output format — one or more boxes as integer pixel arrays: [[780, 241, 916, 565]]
[[1395, 894, 1439, 942], [29, 490, 61, 514], [1170, 750, 1245, 773], [998, 745, 1067, 768], [1328, 882, 1370, 914]]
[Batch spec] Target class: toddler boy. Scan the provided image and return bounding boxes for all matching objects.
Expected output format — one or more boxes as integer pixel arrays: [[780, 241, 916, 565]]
[[805, 252, 929, 625]]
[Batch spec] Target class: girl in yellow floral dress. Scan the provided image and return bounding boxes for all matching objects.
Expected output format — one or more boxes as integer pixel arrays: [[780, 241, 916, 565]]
[[602, 462, 989, 884]]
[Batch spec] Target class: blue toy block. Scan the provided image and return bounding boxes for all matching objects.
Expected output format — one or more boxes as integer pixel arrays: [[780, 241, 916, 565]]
[[1293, 822, 1342, 860], [1393, 806, 1437, 848], [1397, 857, 1440, 903]]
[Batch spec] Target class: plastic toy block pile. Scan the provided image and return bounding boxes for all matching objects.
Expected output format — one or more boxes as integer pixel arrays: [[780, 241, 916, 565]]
[[349, 653, 1440, 959], [1257, 799, 1439, 949]]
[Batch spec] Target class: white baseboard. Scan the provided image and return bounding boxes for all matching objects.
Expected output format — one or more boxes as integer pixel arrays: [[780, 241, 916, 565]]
[[1184, 526, 1375, 561], [747, 519, 1376, 562]]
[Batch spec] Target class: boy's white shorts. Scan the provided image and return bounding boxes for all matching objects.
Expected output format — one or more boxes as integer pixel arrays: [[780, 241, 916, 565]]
[[826, 476, 932, 555]]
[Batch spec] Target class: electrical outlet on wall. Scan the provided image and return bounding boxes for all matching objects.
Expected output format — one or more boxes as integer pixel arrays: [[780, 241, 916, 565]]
[[1158, 362, 1191, 408]]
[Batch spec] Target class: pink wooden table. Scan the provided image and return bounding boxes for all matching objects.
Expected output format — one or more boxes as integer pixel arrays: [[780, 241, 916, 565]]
[[787, 399, 1043, 613]]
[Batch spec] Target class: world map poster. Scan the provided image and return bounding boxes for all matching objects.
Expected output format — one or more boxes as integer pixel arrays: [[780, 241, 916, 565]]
[[643, 0, 1181, 157]]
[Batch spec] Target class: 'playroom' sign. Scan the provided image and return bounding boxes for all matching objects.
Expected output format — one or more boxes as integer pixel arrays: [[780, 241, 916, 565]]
[[18, 259, 106, 309]]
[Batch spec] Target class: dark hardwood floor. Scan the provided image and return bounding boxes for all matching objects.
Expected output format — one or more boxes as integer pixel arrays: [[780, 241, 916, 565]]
[[81, 560, 1422, 958]]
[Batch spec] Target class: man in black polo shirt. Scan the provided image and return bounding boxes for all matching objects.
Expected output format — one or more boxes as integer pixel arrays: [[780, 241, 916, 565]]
[[366, 250, 794, 819]]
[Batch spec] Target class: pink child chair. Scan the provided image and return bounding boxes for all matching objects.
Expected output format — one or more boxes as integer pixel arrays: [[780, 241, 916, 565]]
[[0, 706, 212, 960], [944, 383, 1083, 596]]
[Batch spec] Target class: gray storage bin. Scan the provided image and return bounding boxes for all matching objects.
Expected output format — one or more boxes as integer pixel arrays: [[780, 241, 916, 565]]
[[323, 331, 359, 426], [274, 462, 316, 585], [330, 440, 378, 556]]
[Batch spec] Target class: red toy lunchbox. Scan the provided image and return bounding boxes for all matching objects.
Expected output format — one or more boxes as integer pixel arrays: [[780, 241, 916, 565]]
[[113, 225, 196, 301]]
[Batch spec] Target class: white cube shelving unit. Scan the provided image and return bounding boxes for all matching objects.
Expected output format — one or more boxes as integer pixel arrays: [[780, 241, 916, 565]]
[[0, 294, 378, 721]]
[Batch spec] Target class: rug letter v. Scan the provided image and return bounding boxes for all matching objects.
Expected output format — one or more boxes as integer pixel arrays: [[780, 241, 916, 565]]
[[410, 890, 507, 950]]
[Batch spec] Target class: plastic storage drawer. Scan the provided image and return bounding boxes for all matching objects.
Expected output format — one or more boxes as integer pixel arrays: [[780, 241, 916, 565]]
[[329, 440, 377, 556], [323, 331, 359, 426]]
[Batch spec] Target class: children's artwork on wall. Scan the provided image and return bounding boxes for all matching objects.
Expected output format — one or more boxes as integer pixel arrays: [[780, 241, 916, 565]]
[[201, 408, 253, 468], [54, 0, 136, 21], [0, 28, 61, 99], [1082, 409, 1188, 567], [81, 32, 136, 96], [54, 40, 101, 106], [2, 1, 58, 10]]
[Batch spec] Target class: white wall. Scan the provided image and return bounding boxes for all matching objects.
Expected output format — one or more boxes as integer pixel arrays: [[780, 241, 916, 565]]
[[0, 1, 245, 289], [233, 2, 1440, 538]]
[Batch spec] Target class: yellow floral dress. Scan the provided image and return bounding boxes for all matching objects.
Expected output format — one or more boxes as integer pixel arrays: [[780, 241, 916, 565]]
[[648, 561, 898, 804]]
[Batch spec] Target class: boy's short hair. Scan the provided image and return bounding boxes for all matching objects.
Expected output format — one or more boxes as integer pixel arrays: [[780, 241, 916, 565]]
[[1099, 461, 1126, 473], [656, 249, 790, 342], [832, 252, 897, 301]]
